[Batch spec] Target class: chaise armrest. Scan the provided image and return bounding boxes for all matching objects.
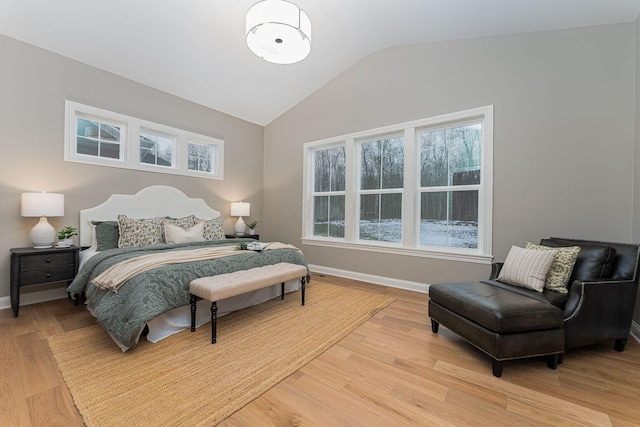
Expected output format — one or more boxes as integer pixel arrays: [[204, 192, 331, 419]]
[[489, 262, 504, 280], [563, 277, 638, 350]]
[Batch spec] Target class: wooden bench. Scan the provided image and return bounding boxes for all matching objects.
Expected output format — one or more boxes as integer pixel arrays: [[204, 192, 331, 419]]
[[189, 262, 308, 343]]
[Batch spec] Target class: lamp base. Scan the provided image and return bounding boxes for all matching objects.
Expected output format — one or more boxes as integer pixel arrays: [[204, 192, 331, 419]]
[[235, 217, 246, 235], [30, 216, 56, 248]]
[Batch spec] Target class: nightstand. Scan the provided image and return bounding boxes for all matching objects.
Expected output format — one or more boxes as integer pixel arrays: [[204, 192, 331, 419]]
[[10, 246, 80, 317], [225, 233, 259, 240]]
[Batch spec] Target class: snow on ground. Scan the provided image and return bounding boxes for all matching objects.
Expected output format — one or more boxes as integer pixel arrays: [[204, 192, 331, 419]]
[[316, 220, 478, 248]]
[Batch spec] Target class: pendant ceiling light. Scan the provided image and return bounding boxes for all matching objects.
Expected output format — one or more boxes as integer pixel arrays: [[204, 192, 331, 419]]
[[246, 0, 311, 65]]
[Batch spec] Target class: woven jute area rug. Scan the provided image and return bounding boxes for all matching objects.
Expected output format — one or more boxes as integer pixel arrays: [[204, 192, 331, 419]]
[[48, 281, 394, 426]]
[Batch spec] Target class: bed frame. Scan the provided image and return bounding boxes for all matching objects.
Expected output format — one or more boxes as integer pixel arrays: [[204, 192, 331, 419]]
[[79, 185, 220, 247]]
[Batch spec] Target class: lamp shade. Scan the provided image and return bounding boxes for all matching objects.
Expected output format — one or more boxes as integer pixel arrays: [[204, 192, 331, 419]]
[[21, 192, 64, 217], [246, 0, 311, 64], [230, 202, 250, 217]]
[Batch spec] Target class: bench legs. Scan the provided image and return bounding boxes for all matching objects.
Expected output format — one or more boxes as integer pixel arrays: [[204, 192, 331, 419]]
[[211, 301, 218, 344], [191, 276, 307, 344], [190, 294, 198, 332]]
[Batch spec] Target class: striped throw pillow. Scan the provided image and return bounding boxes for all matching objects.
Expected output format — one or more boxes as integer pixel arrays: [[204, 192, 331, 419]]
[[497, 245, 558, 292]]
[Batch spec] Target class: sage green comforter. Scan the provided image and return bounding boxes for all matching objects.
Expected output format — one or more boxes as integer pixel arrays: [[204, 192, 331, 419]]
[[68, 240, 309, 350]]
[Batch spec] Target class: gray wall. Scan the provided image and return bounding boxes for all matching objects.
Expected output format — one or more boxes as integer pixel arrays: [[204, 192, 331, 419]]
[[263, 24, 636, 286], [0, 35, 264, 299]]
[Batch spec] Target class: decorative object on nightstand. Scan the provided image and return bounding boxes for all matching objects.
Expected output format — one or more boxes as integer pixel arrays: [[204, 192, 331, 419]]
[[9, 245, 79, 317], [21, 192, 65, 248], [246, 0, 311, 65], [247, 220, 259, 236], [230, 202, 250, 235], [57, 225, 78, 247]]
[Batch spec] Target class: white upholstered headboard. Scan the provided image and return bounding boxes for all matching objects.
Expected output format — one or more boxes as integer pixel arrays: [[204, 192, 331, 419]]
[[79, 186, 221, 247]]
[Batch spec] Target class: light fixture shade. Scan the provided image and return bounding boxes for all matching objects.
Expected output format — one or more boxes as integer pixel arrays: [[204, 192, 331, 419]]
[[21, 192, 65, 217], [246, 0, 311, 64], [230, 202, 251, 217]]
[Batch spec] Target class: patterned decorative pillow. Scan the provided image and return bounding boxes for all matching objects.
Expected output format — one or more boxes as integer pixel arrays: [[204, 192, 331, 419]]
[[117, 215, 164, 248], [92, 220, 120, 251], [196, 216, 225, 241], [497, 245, 558, 292], [164, 222, 205, 244], [525, 242, 580, 293]]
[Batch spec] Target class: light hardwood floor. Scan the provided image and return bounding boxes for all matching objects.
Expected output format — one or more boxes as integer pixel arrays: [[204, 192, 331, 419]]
[[2, 273, 640, 426]]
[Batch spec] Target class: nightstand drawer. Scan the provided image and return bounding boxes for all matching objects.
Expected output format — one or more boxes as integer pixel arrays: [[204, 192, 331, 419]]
[[20, 265, 76, 286], [19, 252, 75, 271]]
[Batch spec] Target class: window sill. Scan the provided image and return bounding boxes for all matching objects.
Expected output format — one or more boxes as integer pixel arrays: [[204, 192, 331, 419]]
[[301, 238, 493, 264]]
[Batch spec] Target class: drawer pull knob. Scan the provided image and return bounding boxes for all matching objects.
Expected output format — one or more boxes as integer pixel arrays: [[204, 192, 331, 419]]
[[46, 273, 51, 278], [46, 258, 51, 263]]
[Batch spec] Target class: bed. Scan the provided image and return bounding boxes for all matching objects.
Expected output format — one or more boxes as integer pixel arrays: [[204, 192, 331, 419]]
[[68, 185, 309, 351]]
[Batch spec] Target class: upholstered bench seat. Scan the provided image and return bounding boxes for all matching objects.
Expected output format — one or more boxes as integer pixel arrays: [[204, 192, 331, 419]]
[[189, 262, 308, 343]]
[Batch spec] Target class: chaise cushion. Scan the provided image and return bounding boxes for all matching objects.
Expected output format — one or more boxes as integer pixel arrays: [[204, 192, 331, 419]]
[[429, 282, 564, 334]]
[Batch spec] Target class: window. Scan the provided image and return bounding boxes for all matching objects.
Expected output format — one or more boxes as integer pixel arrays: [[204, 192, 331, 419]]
[[140, 129, 175, 167], [312, 146, 345, 238], [359, 136, 404, 243], [303, 106, 493, 263], [76, 116, 123, 160], [188, 140, 216, 173], [65, 101, 224, 179], [419, 123, 481, 249]]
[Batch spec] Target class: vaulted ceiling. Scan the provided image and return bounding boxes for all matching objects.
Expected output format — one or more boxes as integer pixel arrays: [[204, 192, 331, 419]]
[[1, 0, 639, 125]]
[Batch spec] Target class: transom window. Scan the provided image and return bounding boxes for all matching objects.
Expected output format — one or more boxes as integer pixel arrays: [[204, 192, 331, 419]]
[[76, 116, 123, 160], [188, 140, 217, 173], [302, 106, 493, 263], [140, 128, 175, 167], [65, 101, 224, 180]]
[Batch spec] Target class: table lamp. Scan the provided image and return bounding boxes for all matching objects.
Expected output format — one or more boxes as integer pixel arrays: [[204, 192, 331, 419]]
[[230, 202, 250, 235], [21, 192, 65, 248]]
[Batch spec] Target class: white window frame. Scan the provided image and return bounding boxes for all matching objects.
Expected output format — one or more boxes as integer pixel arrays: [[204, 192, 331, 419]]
[[64, 101, 224, 180], [302, 105, 493, 264]]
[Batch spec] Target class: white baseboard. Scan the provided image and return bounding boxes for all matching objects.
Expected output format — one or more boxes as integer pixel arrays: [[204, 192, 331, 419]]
[[0, 288, 69, 312], [308, 264, 430, 294], [631, 321, 640, 344]]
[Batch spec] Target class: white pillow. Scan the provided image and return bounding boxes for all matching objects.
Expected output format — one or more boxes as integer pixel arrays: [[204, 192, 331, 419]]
[[164, 222, 205, 244], [497, 245, 558, 292]]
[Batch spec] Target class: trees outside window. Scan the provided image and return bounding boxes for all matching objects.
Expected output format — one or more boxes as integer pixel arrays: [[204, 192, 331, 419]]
[[359, 136, 404, 243], [419, 123, 482, 249], [312, 146, 346, 238]]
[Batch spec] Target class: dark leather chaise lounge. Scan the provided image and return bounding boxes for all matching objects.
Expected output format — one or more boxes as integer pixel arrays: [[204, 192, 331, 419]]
[[428, 237, 640, 377]]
